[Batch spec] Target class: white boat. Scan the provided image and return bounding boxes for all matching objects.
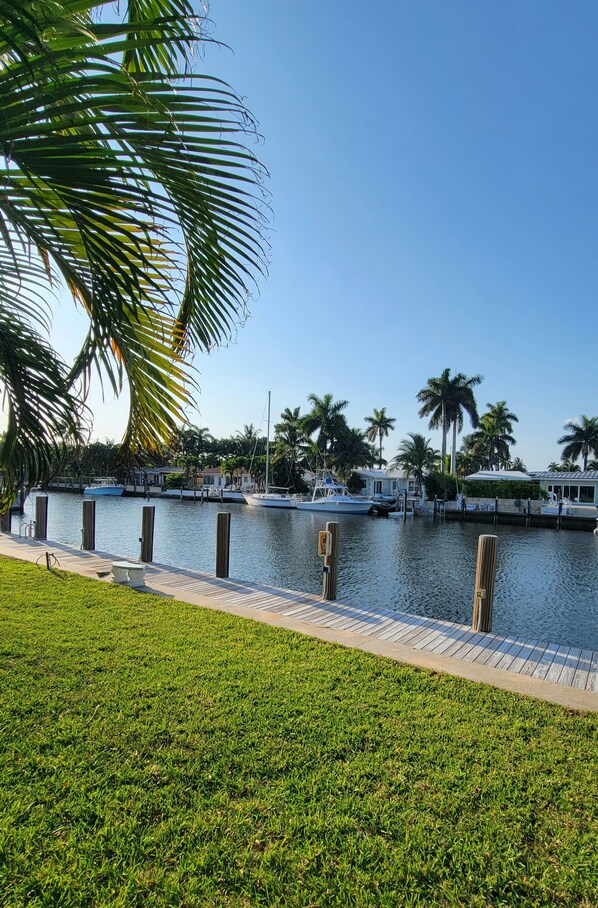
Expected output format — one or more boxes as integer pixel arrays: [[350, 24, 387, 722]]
[[244, 487, 301, 509], [243, 392, 300, 509], [295, 473, 374, 515], [84, 479, 125, 497]]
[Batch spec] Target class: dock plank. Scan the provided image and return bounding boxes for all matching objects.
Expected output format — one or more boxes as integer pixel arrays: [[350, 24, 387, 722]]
[[0, 533, 596, 700], [544, 647, 572, 684], [570, 650, 595, 690]]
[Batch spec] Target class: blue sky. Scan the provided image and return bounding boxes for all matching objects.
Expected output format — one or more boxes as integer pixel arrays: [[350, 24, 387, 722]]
[[40, 2, 598, 467]]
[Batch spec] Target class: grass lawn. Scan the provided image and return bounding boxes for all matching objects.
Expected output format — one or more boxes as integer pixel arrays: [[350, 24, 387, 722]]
[[0, 556, 597, 907]]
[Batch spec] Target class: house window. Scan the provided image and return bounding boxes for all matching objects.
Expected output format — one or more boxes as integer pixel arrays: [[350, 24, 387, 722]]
[[374, 480, 382, 495], [408, 480, 415, 492], [580, 486, 595, 503]]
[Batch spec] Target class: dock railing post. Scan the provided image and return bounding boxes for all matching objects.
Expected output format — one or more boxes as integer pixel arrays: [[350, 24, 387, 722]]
[[140, 505, 155, 562], [82, 499, 96, 551], [216, 511, 231, 578], [34, 495, 48, 540], [471, 534, 498, 633], [322, 520, 340, 601]]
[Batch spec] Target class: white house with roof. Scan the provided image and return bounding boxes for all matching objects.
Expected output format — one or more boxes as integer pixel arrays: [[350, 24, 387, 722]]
[[464, 468, 598, 505], [352, 469, 420, 498], [132, 465, 254, 489], [529, 471, 598, 504]]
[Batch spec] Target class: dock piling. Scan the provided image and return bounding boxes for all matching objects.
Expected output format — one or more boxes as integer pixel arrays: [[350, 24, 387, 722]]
[[140, 506, 155, 562], [0, 509, 11, 533], [216, 511, 231, 578], [322, 520, 340, 601], [34, 495, 48, 540], [471, 534, 498, 633], [82, 499, 96, 550]]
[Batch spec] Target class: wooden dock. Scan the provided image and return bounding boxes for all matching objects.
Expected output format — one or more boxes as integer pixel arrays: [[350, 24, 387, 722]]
[[1, 534, 596, 711]]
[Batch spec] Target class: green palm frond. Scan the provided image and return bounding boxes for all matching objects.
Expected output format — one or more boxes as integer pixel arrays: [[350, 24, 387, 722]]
[[0, 313, 87, 511], [0, 0, 268, 509]]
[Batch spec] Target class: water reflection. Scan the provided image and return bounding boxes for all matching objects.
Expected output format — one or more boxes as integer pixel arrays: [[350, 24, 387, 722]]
[[21, 493, 598, 650]]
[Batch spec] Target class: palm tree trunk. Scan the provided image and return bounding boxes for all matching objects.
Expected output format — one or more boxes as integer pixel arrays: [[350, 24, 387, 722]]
[[450, 420, 457, 475], [441, 402, 447, 474], [379, 431, 383, 470]]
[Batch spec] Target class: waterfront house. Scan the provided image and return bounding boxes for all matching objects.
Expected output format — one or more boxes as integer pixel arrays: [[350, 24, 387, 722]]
[[197, 466, 253, 491], [132, 466, 185, 487], [529, 471, 598, 504], [352, 469, 419, 499]]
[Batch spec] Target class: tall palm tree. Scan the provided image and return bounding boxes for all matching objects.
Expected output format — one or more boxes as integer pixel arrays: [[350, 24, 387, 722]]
[[302, 393, 349, 463], [273, 407, 308, 490], [391, 433, 439, 490], [508, 457, 528, 472], [445, 372, 482, 474], [557, 416, 598, 471], [364, 407, 396, 470], [234, 424, 264, 458], [0, 0, 267, 512], [417, 369, 482, 474], [330, 426, 375, 482], [468, 402, 518, 470]]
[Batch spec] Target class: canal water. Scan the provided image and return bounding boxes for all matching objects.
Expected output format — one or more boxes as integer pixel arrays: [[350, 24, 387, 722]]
[[20, 492, 598, 651]]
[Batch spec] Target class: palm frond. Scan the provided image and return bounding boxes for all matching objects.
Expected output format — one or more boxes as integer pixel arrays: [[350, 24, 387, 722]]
[[0, 0, 268, 505]]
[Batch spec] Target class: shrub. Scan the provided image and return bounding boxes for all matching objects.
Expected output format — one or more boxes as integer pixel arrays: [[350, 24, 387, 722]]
[[461, 480, 547, 500], [424, 471, 458, 501], [162, 473, 186, 490]]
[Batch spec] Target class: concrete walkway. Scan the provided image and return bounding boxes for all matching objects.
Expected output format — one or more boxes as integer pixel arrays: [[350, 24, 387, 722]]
[[1, 533, 597, 712]]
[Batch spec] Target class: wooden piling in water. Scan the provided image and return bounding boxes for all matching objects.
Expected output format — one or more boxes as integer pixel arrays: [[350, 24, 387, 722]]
[[216, 511, 231, 578], [403, 490, 408, 523], [322, 520, 340, 601], [82, 499, 96, 550], [34, 495, 48, 540], [471, 534, 498, 633], [0, 509, 12, 533], [140, 506, 155, 562]]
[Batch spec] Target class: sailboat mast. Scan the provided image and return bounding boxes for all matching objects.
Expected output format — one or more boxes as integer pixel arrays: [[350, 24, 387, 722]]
[[265, 390, 271, 494]]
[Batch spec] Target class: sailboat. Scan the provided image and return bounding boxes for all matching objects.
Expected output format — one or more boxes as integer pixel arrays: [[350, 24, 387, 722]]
[[242, 392, 301, 509]]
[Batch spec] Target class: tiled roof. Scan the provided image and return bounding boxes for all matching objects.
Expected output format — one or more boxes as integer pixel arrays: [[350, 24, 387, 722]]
[[530, 471, 598, 481]]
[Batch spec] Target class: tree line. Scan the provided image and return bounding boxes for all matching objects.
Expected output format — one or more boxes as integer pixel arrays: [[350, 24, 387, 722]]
[[52, 375, 598, 495]]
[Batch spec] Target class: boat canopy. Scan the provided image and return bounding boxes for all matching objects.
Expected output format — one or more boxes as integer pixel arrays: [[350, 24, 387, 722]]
[[464, 470, 533, 482]]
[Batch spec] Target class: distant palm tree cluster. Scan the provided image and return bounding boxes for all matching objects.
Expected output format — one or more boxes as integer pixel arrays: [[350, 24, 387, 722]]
[[51, 378, 598, 493]]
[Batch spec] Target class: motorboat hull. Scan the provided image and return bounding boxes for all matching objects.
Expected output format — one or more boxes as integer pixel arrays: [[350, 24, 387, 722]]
[[243, 493, 298, 509], [84, 485, 125, 497], [296, 496, 373, 515]]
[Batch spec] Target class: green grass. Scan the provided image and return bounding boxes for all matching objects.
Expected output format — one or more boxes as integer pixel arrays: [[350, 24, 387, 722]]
[[0, 556, 597, 907]]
